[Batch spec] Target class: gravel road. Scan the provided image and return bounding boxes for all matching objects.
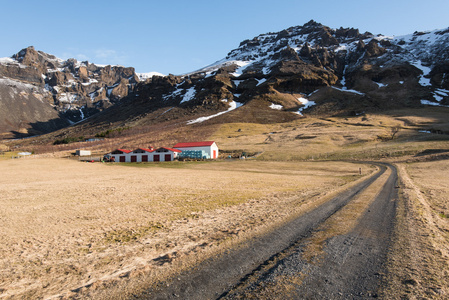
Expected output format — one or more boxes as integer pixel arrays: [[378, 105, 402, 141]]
[[138, 163, 398, 299]]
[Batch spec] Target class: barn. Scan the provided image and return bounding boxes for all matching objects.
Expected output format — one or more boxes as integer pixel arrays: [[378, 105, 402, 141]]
[[173, 141, 219, 159], [130, 147, 155, 162], [106, 146, 181, 162], [153, 147, 182, 162], [109, 149, 132, 162]]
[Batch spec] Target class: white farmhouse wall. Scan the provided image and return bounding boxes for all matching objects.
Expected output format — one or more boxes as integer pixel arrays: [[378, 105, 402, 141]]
[[153, 152, 175, 162], [76, 150, 91, 156], [112, 152, 173, 162], [124, 153, 132, 162], [108, 148, 180, 163], [111, 154, 125, 162], [175, 144, 218, 159]]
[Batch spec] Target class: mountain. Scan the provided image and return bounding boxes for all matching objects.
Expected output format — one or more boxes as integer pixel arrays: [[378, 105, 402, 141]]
[[0, 46, 139, 137], [159, 20, 449, 113], [1, 20, 449, 139]]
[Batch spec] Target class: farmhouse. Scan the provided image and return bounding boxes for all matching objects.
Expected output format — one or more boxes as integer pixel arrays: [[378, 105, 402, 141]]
[[109, 149, 132, 162], [173, 141, 219, 159], [106, 141, 218, 162], [130, 147, 155, 162], [153, 147, 182, 162], [107, 147, 181, 162]]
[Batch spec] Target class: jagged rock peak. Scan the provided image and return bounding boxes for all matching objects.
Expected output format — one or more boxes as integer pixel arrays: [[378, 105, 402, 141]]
[[226, 20, 374, 62], [304, 19, 321, 27], [12, 46, 62, 68], [0, 45, 143, 127], [12, 46, 38, 62]]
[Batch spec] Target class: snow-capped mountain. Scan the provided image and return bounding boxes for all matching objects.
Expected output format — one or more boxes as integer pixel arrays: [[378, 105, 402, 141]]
[[123, 20, 449, 130], [137, 72, 166, 81], [181, 20, 449, 109], [0, 46, 163, 137], [1, 20, 449, 138], [205, 21, 449, 81]]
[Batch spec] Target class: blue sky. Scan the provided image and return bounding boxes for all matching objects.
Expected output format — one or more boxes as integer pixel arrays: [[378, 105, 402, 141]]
[[1, 0, 448, 75]]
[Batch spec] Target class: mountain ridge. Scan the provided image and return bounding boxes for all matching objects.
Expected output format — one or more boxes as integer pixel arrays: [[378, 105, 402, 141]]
[[1, 20, 449, 139]]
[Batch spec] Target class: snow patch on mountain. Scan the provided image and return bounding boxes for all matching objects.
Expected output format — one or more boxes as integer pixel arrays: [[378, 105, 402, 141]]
[[421, 99, 449, 107], [180, 87, 196, 103], [230, 61, 251, 77], [0, 77, 40, 90], [332, 86, 365, 95], [269, 103, 283, 110], [374, 81, 388, 88], [256, 78, 267, 86], [411, 60, 432, 86], [137, 72, 165, 80], [0, 57, 15, 64], [187, 100, 242, 124], [295, 97, 316, 116]]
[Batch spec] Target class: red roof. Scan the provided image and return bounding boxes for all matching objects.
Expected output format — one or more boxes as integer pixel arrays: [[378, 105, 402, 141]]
[[113, 149, 132, 154], [159, 147, 182, 153], [173, 141, 215, 148], [137, 148, 155, 153]]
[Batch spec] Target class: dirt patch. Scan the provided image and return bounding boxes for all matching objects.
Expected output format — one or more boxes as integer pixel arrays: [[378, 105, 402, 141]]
[[219, 164, 397, 299], [301, 166, 392, 263]]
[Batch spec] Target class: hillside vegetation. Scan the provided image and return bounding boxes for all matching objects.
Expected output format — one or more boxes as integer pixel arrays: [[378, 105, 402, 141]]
[[3, 107, 448, 164]]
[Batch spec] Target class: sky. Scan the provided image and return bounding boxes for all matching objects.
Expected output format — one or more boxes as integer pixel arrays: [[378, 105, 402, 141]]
[[1, 0, 449, 75]]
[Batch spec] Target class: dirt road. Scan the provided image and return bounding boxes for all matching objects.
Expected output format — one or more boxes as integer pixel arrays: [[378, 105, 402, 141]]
[[138, 163, 398, 299]]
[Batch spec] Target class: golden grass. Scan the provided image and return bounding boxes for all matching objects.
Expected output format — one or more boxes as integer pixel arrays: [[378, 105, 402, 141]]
[[2, 107, 449, 298], [403, 161, 449, 251], [381, 161, 449, 298], [0, 151, 20, 160], [7, 107, 449, 164], [0, 158, 367, 299], [208, 108, 449, 162]]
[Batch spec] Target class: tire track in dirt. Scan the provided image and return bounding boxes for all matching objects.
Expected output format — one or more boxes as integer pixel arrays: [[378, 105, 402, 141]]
[[138, 163, 396, 299]]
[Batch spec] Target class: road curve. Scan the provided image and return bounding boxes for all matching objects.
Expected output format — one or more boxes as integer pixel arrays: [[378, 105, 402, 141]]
[[138, 163, 398, 299]]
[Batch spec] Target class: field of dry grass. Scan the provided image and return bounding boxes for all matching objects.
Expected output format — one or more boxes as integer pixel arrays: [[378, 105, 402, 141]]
[[0, 158, 369, 299], [210, 107, 449, 161], [382, 160, 449, 298], [2, 107, 448, 163], [1, 107, 448, 298]]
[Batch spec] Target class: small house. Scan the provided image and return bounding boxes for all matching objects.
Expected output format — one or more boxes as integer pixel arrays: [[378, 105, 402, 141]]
[[173, 141, 219, 159]]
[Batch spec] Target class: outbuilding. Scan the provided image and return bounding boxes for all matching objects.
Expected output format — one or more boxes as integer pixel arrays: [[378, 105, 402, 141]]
[[173, 141, 219, 159], [109, 149, 132, 162], [130, 147, 155, 162], [76, 149, 91, 156], [153, 147, 182, 162]]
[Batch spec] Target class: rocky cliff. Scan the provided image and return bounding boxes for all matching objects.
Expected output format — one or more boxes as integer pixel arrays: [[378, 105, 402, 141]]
[[1, 20, 449, 138], [127, 20, 449, 127], [0, 46, 138, 137]]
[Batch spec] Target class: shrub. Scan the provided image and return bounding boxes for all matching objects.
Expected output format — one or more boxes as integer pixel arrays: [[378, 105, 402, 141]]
[[95, 127, 130, 138], [53, 136, 85, 145]]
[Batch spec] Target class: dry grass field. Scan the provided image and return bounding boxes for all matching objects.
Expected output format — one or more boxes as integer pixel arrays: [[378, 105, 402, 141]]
[[1, 107, 448, 298], [3, 107, 449, 163], [210, 107, 449, 161], [382, 160, 449, 298], [0, 158, 369, 299]]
